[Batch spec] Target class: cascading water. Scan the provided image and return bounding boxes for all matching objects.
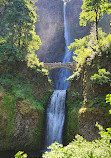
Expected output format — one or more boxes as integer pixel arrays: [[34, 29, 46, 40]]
[[45, 2, 72, 148], [56, 2, 71, 90]]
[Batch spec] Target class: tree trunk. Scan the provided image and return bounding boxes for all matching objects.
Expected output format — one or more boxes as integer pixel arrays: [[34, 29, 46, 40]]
[[18, 29, 21, 48], [95, 10, 99, 41]]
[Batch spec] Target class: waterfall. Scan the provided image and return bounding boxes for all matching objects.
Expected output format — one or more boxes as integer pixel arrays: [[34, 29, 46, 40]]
[[56, 2, 71, 90], [45, 2, 71, 148], [45, 90, 66, 146]]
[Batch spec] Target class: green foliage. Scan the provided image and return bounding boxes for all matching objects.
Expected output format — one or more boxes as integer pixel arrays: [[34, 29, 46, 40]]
[[90, 69, 111, 85], [106, 94, 111, 114], [89, 97, 106, 106], [0, 42, 20, 64], [69, 35, 91, 68], [0, 0, 42, 70], [1, 93, 16, 136], [0, 73, 48, 111], [80, 0, 111, 26], [69, 30, 111, 69], [101, 34, 111, 52], [71, 92, 81, 100], [15, 151, 28, 158], [0, 0, 6, 6], [43, 123, 111, 158], [106, 94, 111, 105], [80, 0, 111, 40]]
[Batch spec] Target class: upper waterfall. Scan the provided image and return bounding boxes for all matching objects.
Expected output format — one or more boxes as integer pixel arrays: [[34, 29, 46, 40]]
[[56, 2, 72, 90]]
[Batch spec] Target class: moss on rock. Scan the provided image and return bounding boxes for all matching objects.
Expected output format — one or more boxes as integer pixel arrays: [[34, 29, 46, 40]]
[[64, 48, 111, 145], [0, 63, 53, 151]]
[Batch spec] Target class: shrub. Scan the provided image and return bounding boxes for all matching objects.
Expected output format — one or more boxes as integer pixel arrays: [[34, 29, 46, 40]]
[[42, 123, 111, 158], [0, 73, 46, 111], [106, 94, 111, 105], [15, 151, 28, 158], [90, 69, 111, 85], [106, 94, 111, 114]]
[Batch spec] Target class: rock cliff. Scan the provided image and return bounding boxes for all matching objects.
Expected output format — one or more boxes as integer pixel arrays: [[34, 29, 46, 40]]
[[64, 45, 111, 144], [0, 64, 52, 151], [35, 0, 65, 62], [35, 0, 111, 63], [35, 0, 91, 63]]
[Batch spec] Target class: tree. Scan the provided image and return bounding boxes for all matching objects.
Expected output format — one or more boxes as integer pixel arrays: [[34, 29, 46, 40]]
[[0, 0, 6, 6], [0, 0, 41, 68], [80, 0, 111, 40]]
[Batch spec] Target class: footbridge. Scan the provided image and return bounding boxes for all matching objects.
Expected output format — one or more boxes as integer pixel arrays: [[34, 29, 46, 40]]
[[43, 62, 76, 71]]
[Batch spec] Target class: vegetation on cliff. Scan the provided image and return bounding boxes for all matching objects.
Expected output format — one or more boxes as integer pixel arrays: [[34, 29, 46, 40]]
[[43, 124, 111, 158], [15, 96, 111, 157], [0, 0, 52, 151], [0, 0, 111, 157], [60, 0, 111, 157], [64, 0, 111, 144], [40, 0, 111, 157]]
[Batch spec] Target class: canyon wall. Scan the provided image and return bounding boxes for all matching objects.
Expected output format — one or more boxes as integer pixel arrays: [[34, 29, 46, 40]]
[[64, 40, 111, 144], [35, 0, 90, 63], [35, 0, 111, 64], [35, 0, 65, 62], [35, 0, 111, 144], [0, 64, 52, 151]]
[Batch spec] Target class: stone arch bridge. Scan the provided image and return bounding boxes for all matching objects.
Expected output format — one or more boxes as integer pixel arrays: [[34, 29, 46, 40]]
[[43, 62, 76, 71]]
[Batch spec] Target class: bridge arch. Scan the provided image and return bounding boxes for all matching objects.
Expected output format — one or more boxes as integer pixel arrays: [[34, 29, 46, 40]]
[[43, 62, 76, 71]]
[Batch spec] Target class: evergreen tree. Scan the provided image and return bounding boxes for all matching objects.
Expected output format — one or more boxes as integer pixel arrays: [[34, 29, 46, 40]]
[[0, 0, 41, 68], [80, 0, 111, 40]]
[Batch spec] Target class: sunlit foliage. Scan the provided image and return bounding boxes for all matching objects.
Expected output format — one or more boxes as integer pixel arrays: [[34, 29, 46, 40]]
[[69, 29, 111, 69], [0, 0, 42, 69], [15, 151, 28, 158], [90, 69, 111, 85], [42, 123, 111, 158], [106, 94, 111, 105], [106, 94, 111, 114], [80, 0, 111, 40]]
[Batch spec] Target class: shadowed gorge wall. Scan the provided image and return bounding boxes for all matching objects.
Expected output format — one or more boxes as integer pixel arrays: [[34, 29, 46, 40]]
[[0, 63, 52, 151], [35, 0, 65, 63], [35, 0, 90, 63], [35, 0, 91, 86], [35, 0, 111, 64]]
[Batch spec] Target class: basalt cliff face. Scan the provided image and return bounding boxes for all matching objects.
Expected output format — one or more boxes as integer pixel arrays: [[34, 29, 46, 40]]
[[0, 64, 52, 151], [35, 0, 90, 63], [35, 0, 65, 63], [64, 47, 111, 144], [35, 0, 111, 63], [35, 0, 91, 86]]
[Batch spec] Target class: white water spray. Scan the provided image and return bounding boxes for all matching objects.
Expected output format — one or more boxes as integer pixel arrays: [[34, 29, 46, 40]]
[[45, 2, 71, 148]]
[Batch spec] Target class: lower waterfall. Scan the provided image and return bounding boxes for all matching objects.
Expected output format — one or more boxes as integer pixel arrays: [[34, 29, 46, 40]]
[[45, 90, 66, 147]]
